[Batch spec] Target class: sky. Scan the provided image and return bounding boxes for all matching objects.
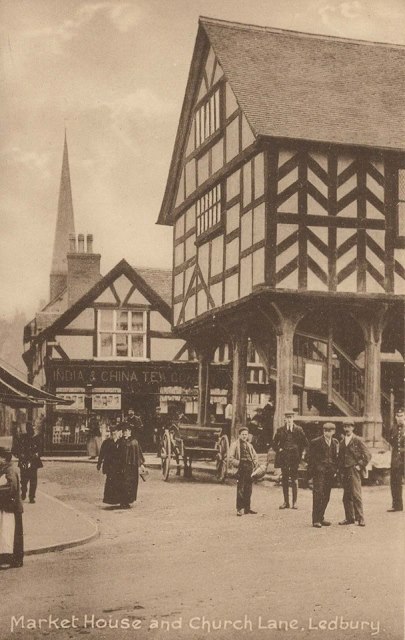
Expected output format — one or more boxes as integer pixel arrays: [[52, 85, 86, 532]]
[[1, 0, 404, 321]]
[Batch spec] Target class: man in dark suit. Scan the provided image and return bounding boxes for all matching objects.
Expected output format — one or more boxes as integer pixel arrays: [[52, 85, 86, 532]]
[[387, 407, 404, 512], [338, 422, 371, 526], [12, 423, 43, 504], [307, 422, 339, 528], [272, 410, 308, 509], [126, 409, 144, 443]]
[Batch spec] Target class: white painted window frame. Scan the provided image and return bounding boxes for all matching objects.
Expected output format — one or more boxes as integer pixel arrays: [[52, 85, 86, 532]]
[[96, 309, 148, 361]]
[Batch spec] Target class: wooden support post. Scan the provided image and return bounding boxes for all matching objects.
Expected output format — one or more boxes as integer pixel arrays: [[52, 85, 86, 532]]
[[390, 388, 395, 429], [273, 304, 306, 431], [197, 349, 212, 427], [274, 321, 295, 430], [363, 333, 383, 443], [357, 305, 388, 445], [230, 329, 248, 442], [327, 314, 334, 405]]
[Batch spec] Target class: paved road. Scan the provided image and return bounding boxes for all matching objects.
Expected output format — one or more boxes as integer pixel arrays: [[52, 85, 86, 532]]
[[1, 463, 403, 640]]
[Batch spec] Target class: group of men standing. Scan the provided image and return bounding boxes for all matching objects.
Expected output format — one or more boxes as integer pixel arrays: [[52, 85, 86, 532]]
[[272, 411, 373, 526], [231, 407, 404, 527], [97, 420, 145, 509]]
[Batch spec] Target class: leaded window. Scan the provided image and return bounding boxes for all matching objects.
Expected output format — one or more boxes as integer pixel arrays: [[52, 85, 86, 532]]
[[97, 310, 146, 359], [195, 89, 220, 148], [398, 169, 405, 238], [196, 184, 222, 236]]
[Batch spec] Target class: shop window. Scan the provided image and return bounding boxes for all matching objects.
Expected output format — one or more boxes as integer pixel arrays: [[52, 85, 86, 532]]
[[97, 310, 146, 359]]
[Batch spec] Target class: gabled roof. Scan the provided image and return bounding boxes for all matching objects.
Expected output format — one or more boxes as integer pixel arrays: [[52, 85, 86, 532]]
[[135, 267, 172, 306], [41, 287, 68, 315], [25, 260, 172, 354], [202, 17, 405, 150], [158, 16, 405, 224]]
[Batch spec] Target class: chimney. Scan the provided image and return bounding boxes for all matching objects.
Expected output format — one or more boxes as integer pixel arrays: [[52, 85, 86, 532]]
[[67, 234, 101, 306], [86, 234, 93, 253]]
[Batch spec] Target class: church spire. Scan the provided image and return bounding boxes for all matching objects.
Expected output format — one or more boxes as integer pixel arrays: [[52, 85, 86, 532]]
[[49, 132, 76, 300]]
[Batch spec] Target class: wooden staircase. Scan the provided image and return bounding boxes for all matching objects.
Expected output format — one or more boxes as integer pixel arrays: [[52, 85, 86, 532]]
[[265, 331, 389, 420]]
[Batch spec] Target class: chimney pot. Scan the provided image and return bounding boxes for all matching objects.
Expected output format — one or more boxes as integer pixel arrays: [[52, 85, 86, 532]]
[[78, 234, 85, 253], [69, 234, 76, 253], [86, 234, 94, 254]]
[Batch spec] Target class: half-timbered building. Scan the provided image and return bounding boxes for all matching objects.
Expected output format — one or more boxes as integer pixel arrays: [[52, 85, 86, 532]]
[[158, 17, 405, 446], [23, 136, 263, 453]]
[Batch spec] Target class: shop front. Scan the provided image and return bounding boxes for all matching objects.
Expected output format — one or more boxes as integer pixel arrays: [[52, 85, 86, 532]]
[[45, 360, 230, 454]]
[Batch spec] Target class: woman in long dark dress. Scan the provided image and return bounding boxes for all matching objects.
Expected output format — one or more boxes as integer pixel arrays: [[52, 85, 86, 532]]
[[119, 424, 145, 509], [97, 425, 122, 505], [0, 447, 24, 568]]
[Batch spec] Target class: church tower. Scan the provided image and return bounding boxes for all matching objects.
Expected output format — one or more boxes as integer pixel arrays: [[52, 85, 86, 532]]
[[49, 132, 75, 301]]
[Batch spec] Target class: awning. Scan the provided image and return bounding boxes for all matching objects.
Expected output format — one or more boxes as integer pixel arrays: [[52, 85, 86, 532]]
[[0, 363, 72, 408], [0, 378, 43, 408]]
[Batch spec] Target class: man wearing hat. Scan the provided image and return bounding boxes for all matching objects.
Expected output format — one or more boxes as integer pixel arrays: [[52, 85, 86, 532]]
[[126, 409, 144, 444], [272, 411, 308, 509], [387, 407, 404, 512], [307, 423, 339, 527], [12, 422, 43, 504], [229, 426, 259, 516], [338, 422, 371, 526]]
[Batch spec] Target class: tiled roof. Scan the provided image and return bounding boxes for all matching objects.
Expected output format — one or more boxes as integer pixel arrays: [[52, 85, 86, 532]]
[[201, 17, 405, 150], [40, 288, 68, 314], [135, 267, 172, 306]]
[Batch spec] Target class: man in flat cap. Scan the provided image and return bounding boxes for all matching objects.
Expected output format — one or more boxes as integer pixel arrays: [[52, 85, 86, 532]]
[[307, 423, 339, 527], [272, 411, 308, 509], [229, 426, 259, 516], [338, 422, 371, 526], [387, 407, 404, 512]]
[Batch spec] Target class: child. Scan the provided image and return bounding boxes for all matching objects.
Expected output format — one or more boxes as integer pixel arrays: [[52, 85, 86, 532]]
[[229, 427, 259, 516]]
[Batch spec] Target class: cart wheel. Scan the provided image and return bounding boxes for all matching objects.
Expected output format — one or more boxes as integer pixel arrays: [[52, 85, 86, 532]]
[[216, 434, 229, 482], [161, 432, 171, 481]]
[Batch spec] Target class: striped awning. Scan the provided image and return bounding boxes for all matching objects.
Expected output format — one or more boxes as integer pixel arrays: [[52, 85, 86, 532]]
[[0, 364, 72, 408]]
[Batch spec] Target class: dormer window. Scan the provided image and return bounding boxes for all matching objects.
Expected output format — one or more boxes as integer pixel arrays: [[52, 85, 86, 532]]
[[97, 309, 146, 359]]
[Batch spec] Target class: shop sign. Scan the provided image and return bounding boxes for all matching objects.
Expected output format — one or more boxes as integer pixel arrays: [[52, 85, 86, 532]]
[[55, 389, 85, 412], [48, 362, 229, 391], [92, 390, 121, 410], [304, 362, 324, 390]]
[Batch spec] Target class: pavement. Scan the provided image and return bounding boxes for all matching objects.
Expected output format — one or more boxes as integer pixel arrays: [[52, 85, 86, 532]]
[[23, 490, 99, 555], [0, 434, 99, 555]]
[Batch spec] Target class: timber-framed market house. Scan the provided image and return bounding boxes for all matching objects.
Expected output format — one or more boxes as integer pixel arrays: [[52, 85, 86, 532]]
[[157, 17, 405, 448]]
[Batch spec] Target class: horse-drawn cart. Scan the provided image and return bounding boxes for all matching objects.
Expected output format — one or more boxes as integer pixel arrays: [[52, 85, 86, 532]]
[[160, 423, 230, 481]]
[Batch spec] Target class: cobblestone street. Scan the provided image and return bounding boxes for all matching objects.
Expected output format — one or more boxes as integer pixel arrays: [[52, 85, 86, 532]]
[[0, 462, 403, 640]]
